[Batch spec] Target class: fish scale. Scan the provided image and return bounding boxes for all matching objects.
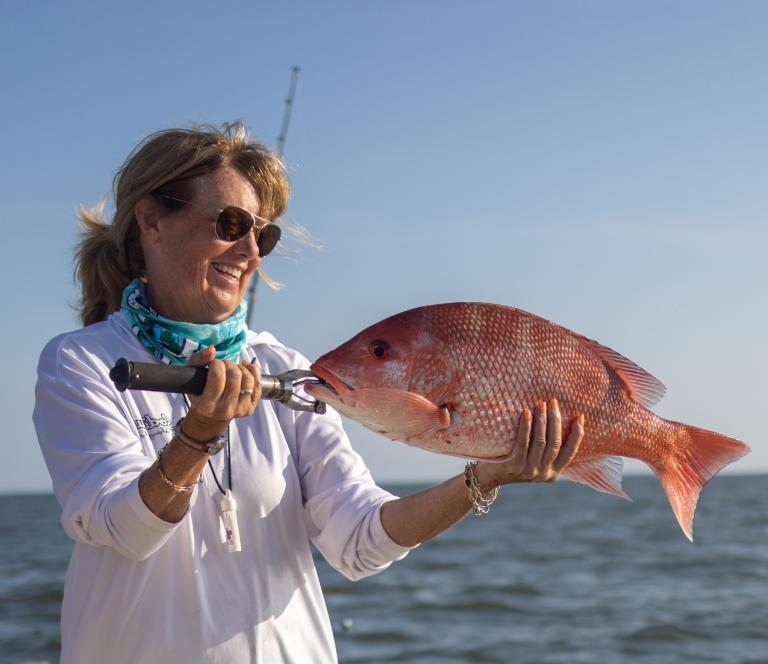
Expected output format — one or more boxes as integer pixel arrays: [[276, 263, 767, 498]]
[[415, 304, 624, 459], [308, 302, 750, 540]]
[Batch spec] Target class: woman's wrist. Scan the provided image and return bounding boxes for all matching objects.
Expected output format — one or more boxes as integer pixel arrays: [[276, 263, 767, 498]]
[[472, 462, 504, 493], [180, 409, 229, 442]]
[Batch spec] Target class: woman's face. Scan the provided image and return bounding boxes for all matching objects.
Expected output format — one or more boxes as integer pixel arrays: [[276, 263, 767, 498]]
[[141, 167, 263, 324]]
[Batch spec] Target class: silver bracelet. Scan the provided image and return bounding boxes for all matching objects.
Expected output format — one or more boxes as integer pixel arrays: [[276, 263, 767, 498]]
[[464, 461, 500, 516], [155, 446, 199, 494]]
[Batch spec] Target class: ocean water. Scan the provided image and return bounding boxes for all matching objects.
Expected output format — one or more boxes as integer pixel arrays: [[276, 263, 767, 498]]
[[1, 476, 766, 664]]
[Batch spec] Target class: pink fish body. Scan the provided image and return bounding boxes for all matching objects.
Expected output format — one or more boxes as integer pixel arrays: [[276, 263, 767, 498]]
[[307, 302, 750, 540]]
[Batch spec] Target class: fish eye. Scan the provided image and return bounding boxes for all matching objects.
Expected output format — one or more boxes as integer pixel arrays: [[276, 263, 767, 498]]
[[368, 340, 390, 360]]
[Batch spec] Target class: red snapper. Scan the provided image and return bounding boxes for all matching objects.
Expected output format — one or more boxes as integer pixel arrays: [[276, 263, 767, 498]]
[[307, 302, 750, 540]]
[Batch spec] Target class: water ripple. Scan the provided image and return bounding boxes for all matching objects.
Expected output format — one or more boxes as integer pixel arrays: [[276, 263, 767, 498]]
[[2, 476, 767, 663]]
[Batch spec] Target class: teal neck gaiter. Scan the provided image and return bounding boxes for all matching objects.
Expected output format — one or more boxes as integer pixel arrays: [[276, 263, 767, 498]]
[[120, 279, 247, 365]]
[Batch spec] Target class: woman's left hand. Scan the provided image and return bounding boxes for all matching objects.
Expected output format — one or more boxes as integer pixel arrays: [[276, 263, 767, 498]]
[[380, 398, 585, 547], [475, 398, 584, 490]]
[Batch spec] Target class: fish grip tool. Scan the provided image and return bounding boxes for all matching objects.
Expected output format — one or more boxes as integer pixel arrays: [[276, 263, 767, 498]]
[[109, 358, 327, 414]]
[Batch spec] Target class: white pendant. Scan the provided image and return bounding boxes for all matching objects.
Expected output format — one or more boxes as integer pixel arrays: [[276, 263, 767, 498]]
[[219, 490, 241, 553]]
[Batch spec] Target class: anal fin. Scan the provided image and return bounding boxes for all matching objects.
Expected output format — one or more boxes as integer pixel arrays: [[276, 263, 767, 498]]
[[562, 455, 631, 500]]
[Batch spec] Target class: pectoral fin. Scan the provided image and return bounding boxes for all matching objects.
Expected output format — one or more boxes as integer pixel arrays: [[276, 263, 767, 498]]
[[353, 387, 451, 441]]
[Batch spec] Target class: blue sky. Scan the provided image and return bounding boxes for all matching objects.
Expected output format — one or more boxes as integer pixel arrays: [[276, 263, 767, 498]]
[[2, 1, 766, 492]]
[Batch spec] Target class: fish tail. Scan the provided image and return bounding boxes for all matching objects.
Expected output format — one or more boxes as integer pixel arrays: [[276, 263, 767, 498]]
[[650, 421, 750, 541]]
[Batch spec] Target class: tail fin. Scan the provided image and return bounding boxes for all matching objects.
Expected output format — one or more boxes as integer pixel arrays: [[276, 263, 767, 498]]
[[651, 422, 750, 541]]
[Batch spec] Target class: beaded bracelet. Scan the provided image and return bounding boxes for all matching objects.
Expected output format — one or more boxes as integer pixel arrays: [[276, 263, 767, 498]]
[[156, 446, 199, 494], [464, 461, 500, 516]]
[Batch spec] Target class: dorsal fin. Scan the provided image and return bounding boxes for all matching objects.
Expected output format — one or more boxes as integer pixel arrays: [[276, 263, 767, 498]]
[[429, 303, 667, 408], [508, 305, 667, 408], [569, 330, 666, 408]]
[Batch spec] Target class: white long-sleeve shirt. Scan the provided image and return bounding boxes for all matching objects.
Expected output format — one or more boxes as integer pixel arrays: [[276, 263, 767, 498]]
[[33, 313, 411, 663]]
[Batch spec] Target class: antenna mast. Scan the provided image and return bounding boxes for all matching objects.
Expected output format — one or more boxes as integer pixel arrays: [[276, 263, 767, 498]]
[[246, 66, 301, 328]]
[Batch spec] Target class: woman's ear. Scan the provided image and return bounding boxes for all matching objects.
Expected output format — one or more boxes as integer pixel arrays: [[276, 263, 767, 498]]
[[134, 197, 162, 243]]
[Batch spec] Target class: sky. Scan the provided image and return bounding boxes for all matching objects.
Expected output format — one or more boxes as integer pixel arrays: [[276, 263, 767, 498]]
[[1, 1, 766, 493]]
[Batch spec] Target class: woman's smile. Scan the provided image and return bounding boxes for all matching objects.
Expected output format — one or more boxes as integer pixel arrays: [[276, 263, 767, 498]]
[[141, 166, 263, 323]]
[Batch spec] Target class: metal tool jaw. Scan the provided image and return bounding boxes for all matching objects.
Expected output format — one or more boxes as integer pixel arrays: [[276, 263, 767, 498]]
[[260, 369, 327, 414]]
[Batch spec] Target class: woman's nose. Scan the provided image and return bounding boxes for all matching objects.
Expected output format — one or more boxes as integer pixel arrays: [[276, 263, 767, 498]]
[[235, 226, 262, 259]]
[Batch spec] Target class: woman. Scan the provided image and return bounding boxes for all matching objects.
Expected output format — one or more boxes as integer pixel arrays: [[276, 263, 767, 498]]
[[34, 123, 583, 663]]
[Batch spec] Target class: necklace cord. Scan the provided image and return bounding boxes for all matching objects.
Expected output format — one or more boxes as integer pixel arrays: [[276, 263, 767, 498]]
[[183, 397, 231, 495]]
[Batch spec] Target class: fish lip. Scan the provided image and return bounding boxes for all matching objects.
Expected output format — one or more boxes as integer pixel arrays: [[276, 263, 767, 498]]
[[308, 364, 353, 401]]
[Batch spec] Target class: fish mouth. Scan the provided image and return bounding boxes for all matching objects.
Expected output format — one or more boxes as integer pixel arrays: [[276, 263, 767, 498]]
[[307, 364, 353, 404]]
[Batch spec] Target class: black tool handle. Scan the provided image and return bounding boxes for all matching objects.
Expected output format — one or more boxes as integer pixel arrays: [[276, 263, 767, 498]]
[[110, 358, 208, 395], [109, 358, 326, 414]]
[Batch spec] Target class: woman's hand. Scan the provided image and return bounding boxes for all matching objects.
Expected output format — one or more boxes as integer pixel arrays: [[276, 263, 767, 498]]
[[380, 399, 585, 547], [475, 399, 584, 490], [182, 345, 262, 441]]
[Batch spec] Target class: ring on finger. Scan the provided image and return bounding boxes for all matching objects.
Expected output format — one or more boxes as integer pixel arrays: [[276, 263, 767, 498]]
[[239, 388, 254, 397]]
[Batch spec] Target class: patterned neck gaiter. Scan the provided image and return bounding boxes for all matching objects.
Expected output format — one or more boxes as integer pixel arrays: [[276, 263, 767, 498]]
[[120, 279, 247, 365]]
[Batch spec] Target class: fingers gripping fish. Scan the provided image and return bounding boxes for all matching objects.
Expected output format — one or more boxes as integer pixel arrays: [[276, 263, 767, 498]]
[[306, 302, 750, 540]]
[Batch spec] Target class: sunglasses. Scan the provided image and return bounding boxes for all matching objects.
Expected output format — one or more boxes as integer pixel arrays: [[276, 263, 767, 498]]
[[154, 193, 282, 257]]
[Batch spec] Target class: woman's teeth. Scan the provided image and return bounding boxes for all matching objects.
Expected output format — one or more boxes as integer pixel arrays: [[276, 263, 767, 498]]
[[212, 263, 243, 279]]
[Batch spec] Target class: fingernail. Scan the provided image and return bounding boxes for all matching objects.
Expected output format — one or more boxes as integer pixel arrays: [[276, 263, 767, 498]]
[[579, 414, 585, 426], [523, 408, 532, 420], [551, 398, 559, 410]]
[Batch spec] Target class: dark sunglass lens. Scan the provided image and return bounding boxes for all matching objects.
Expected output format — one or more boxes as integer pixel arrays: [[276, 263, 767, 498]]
[[257, 224, 281, 256], [216, 207, 251, 241]]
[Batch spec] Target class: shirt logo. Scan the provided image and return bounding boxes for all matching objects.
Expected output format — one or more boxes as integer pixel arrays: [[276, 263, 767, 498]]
[[135, 412, 173, 438]]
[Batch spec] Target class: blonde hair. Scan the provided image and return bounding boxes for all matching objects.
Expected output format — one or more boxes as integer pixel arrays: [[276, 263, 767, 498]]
[[75, 122, 290, 326]]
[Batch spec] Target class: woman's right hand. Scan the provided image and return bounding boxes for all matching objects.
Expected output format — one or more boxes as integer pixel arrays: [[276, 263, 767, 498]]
[[182, 345, 262, 441]]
